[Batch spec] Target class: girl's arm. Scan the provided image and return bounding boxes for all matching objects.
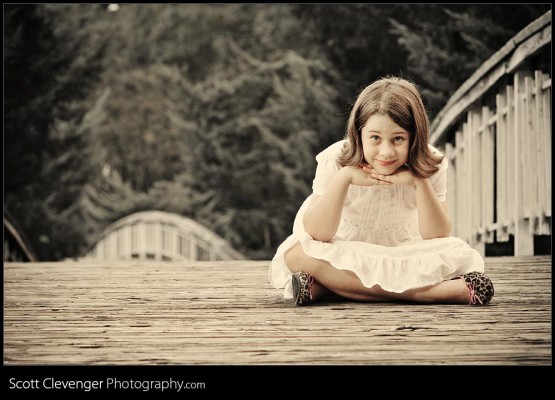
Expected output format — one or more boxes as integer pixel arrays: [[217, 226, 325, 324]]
[[303, 165, 379, 242], [414, 178, 451, 239], [366, 166, 451, 239]]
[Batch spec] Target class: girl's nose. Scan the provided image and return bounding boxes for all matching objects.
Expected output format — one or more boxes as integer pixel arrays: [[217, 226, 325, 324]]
[[379, 142, 395, 158]]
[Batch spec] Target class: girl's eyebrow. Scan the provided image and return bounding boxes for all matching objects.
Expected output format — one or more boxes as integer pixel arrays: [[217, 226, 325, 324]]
[[368, 130, 409, 135]]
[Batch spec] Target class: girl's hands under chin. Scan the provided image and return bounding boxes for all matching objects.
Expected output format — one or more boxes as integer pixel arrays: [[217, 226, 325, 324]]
[[362, 164, 417, 187], [342, 164, 382, 186]]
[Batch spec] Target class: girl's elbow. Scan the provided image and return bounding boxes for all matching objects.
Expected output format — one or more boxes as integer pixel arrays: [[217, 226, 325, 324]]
[[303, 219, 335, 243], [420, 227, 451, 240], [306, 230, 334, 243], [315, 235, 334, 243], [421, 230, 451, 240], [442, 223, 452, 237], [428, 234, 450, 240]]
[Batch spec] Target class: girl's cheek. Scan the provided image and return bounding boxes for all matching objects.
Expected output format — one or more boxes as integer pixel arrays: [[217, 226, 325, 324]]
[[362, 150, 373, 166]]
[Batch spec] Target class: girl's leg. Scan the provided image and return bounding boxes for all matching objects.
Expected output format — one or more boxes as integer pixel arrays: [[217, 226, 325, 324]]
[[284, 242, 470, 304]]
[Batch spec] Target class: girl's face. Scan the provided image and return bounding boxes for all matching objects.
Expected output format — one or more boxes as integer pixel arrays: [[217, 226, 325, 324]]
[[361, 114, 410, 175]]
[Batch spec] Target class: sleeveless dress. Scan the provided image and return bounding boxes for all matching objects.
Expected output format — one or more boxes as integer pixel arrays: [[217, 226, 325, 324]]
[[268, 140, 484, 299]]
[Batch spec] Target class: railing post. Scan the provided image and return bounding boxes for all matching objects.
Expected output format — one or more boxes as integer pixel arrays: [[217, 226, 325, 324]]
[[513, 70, 534, 255]]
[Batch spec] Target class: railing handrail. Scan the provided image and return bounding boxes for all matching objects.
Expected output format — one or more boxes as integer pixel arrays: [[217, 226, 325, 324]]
[[431, 10, 551, 144]]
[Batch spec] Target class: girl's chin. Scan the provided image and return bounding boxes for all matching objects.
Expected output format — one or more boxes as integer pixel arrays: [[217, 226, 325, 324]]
[[373, 165, 400, 175]]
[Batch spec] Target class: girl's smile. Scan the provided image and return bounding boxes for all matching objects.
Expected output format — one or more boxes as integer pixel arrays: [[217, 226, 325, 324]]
[[375, 159, 397, 167]]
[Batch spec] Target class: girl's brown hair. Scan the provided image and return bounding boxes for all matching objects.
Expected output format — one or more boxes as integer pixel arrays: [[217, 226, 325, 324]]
[[338, 76, 443, 178]]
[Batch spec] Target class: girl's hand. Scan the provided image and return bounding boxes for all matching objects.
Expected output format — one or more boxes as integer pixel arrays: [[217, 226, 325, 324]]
[[362, 164, 418, 187], [342, 164, 382, 187]]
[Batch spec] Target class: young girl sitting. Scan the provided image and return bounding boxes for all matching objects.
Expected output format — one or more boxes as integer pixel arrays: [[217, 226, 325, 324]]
[[268, 76, 494, 306]]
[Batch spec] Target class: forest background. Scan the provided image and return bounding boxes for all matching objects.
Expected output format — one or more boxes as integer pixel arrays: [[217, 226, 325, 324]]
[[4, 3, 550, 260]]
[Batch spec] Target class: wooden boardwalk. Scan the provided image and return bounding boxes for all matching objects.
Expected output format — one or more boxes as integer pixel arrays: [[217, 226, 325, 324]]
[[4, 256, 551, 365]]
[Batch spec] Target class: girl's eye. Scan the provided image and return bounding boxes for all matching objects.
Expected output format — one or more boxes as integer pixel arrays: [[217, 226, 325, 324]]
[[370, 135, 380, 141], [393, 136, 406, 143]]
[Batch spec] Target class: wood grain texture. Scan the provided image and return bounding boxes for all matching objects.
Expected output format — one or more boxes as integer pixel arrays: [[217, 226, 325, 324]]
[[4, 256, 551, 365]]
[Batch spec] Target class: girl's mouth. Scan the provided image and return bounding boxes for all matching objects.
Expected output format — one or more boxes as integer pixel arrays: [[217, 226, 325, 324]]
[[375, 160, 397, 167]]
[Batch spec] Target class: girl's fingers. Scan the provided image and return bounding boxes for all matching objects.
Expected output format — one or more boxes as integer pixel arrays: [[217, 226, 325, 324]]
[[373, 173, 393, 184]]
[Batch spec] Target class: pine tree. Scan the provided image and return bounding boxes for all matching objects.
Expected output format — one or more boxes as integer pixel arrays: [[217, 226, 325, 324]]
[[4, 4, 107, 260], [78, 4, 344, 258], [169, 39, 342, 258], [93, 65, 189, 192], [389, 4, 551, 117]]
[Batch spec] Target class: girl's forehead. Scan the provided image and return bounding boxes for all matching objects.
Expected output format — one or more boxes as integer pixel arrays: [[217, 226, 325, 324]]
[[362, 114, 409, 134]]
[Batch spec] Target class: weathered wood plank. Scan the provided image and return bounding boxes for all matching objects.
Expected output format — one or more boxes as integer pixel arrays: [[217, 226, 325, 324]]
[[3, 256, 551, 365]]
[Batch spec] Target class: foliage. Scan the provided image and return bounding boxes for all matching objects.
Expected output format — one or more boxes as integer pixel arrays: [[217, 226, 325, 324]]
[[171, 42, 342, 256], [293, 4, 550, 117], [4, 4, 107, 260], [93, 67, 189, 192], [292, 4, 411, 102], [389, 4, 551, 116], [4, 4, 550, 260]]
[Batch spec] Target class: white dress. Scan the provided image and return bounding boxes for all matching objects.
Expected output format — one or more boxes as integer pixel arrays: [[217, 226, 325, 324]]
[[268, 140, 484, 299]]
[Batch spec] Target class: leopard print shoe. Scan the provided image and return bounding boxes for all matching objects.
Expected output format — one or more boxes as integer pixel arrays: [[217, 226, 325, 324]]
[[292, 271, 314, 306], [461, 271, 495, 305]]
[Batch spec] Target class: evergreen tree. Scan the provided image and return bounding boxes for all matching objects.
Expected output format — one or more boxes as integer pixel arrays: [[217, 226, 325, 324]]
[[390, 4, 551, 117], [74, 4, 344, 258], [4, 4, 107, 260], [167, 39, 342, 258], [291, 4, 410, 103], [292, 4, 550, 119], [93, 65, 188, 192]]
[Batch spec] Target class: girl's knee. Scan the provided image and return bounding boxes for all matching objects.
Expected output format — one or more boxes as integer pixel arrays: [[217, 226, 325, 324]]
[[284, 242, 307, 273]]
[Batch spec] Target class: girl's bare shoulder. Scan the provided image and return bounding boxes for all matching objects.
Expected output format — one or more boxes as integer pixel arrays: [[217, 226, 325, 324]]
[[316, 140, 346, 162]]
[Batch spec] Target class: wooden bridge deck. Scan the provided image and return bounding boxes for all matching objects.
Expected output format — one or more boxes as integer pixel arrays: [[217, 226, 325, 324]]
[[3, 256, 551, 365]]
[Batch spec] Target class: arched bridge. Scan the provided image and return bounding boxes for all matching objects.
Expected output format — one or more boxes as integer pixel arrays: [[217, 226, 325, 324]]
[[83, 210, 244, 261]]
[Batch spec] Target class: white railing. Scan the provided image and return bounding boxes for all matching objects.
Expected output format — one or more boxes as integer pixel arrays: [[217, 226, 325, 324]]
[[431, 11, 551, 256], [83, 210, 244, 261]]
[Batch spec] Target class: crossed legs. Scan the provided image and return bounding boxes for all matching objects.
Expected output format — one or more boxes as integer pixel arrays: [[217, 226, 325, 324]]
[[284, 242, 470, 304]]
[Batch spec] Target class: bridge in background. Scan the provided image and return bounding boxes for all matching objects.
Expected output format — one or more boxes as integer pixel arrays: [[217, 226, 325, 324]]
[[82, 210, 244, 262], [431, 11, 551, 256]]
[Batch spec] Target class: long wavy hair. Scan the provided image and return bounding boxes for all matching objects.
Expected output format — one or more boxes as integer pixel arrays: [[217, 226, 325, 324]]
[[338, 76, 442, 178]]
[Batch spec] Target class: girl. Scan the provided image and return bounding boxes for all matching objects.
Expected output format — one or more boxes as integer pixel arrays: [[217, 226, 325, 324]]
[[268, 76, 494, 306]]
